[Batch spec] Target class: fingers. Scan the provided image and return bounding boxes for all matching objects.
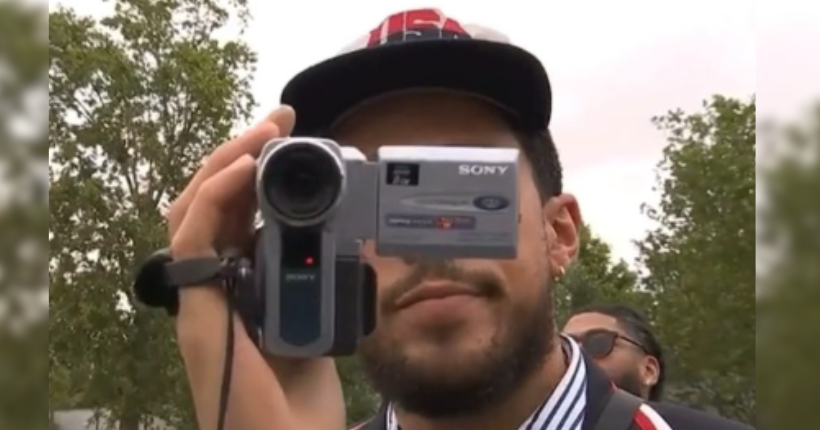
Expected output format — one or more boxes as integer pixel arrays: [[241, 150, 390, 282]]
[[170, 155, 257, 258], [264, 105, 296, 133], [168, 105, 296, 237]]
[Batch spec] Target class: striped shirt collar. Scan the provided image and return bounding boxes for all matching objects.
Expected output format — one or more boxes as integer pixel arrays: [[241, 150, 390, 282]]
[[385, 335, 588, 430]]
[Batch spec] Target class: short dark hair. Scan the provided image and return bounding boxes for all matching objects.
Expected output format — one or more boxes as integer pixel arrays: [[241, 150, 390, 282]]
[[574, 303, 667, 401], [521, 129, 563, 200]]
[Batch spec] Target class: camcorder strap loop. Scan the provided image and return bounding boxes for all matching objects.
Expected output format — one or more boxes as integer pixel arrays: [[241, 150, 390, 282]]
[[215, 254, 241, 430], [133, 248, 254, 430], [165, 257, 226, 288]]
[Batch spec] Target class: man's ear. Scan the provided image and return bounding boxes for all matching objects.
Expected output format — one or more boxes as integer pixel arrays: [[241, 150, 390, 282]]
[[643, 355, 661, 387], [543, 194, 581, 272]]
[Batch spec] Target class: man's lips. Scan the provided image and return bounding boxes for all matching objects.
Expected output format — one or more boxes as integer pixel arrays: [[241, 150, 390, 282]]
[[395, 281, 481, 310]]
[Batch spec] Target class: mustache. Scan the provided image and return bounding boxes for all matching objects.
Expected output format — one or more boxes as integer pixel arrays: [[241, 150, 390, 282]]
[[381, 258, 505, 311]]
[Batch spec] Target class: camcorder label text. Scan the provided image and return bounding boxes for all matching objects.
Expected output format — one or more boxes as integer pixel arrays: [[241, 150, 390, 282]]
[[386, 214, 476, 230], [458, 164, 510, 176], [283, 271, 318, 282]]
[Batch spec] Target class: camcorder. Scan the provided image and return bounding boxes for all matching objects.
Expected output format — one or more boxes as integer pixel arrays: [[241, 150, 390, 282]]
[[135, 138, 520, 358]]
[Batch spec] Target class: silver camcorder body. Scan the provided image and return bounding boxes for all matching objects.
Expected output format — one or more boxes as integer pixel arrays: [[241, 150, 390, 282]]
[[255, 138, 519, 357]]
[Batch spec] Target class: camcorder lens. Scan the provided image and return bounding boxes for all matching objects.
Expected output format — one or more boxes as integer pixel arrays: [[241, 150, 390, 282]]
[[262, 143, 343, 222]]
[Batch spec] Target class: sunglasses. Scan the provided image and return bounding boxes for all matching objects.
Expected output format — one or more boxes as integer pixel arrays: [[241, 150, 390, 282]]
[[571, 329, 648, 359]]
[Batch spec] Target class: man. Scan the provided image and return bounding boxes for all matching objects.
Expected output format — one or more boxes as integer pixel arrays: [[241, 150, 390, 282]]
[[165, 8, 754, 430], [563, 304, 666, 401]]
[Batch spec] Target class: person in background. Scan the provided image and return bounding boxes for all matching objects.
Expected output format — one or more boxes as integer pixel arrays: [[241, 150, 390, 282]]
[[563, 303, 665, 401]]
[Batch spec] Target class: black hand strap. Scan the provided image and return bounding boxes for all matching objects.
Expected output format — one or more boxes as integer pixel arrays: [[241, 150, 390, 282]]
[[134, 249, 236, 316], [594, 389, 643, 430], [165, 257, 225, 288]]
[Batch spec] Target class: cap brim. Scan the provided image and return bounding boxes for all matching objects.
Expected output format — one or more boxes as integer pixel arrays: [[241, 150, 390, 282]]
[[281, 39, 551, 135]]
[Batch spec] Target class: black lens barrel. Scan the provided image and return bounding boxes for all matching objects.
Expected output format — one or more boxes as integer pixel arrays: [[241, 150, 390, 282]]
[[261, 143, 343, 222]]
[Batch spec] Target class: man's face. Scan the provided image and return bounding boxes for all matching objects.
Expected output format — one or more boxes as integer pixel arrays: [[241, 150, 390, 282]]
[[332, 91, 580, 417], [563, 312, 658, 399]]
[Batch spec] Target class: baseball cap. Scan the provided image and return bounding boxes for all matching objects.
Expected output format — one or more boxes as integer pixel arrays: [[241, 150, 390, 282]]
[[281, 8, 551, 135]]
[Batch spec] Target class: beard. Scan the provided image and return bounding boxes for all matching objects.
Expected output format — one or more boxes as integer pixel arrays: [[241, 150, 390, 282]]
[[612, 368, 646, 399], [358, 258, 555, 419]]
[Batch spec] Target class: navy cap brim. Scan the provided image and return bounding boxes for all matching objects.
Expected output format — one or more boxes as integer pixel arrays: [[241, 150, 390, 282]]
[[281, 38, 551, 135]]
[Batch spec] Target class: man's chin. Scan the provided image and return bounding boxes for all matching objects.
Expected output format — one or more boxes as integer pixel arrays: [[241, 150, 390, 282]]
[[361, 345, 515, 418], [362, 335, 549, 419], [359, 330, 501, 385], [359, 286, 555, 418], [613, 371, 645, 398], [399, 336, 494, 365], [403, 357, 488, 389]]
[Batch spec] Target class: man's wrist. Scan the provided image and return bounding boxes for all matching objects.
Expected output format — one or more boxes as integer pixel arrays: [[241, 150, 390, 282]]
[[175, 286, 229, 345], [167, 243, 225, 343]]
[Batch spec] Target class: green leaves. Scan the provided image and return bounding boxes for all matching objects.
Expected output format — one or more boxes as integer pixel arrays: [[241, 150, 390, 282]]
[[757, 102, 820, 430], [0, 2, 48, 428], [637, 96, 756, 423], [556, 224, 644, 324], [48, 0, 254, 426], [337, 357, 381, 425], [0, 321, 48, 429]]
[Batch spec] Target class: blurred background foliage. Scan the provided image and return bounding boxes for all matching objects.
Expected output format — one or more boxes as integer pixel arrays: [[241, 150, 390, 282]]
[[0, 1, 49, 429]]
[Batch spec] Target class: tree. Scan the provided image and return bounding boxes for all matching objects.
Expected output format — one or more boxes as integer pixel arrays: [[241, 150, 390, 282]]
[[0, 322, 49, 430], [48, 0, 255, 428], [757, 102, 820, 430], [0, 1, 48, 429], [555, 224, 644, 324], [637, 96, 755, 423], [338, 357, 380, 426]]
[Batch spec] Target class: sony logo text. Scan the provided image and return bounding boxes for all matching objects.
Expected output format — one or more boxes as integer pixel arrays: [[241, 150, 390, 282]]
[[458, 164, 510, 176], [285, 273, 317, 282]]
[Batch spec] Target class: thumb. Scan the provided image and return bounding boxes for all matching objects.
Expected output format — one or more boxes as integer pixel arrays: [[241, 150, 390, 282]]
[[264, 105, 296, 137]]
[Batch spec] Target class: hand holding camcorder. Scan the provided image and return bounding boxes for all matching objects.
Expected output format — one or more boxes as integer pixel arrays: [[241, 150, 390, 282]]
[[136, 137, 520, 358]]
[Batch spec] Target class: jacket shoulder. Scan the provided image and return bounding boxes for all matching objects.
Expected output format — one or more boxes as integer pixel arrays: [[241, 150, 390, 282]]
[[649, 402, 755, 430]]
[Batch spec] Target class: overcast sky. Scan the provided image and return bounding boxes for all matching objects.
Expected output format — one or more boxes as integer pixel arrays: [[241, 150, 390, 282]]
[[48, 0, 815, 265]]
